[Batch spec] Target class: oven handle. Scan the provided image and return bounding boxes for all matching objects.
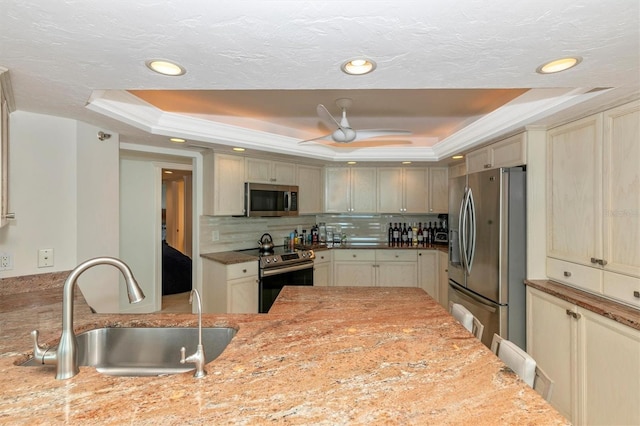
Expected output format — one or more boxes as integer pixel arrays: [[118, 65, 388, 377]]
[[260, 262, 314, 277]]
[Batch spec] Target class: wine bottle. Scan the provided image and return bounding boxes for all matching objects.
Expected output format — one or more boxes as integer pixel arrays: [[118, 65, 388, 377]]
[[407, 223, 413, 244], [401, 223, 408, 246], [388, 223, 393, 246], [393, 223, 400, 247], [417, 222, 424, 246]]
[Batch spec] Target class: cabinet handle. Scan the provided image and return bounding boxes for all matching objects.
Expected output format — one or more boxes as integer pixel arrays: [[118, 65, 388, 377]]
[[484, 164, 492, 169], [564, 271, 572, 277], [565, 309, 581, 319], [590, 257, 608, 266], [633, 291, 640, 299]]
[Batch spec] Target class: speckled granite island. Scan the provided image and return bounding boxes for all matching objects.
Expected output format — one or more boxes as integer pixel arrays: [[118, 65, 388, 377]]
[[0, 281, 567, 425]]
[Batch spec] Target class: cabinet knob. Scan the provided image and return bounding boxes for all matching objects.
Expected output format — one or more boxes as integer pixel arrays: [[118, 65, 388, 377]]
[[484, 164, 492, 169], [634, 291, 640, 299], [564, 271, 572, 277], [242, 269, 247, 273], [352, 254, 357, 258], [565, 309, 581, 319]]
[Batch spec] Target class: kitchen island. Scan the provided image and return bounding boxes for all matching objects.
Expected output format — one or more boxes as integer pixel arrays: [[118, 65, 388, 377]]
[[0, 281, 567, 424]]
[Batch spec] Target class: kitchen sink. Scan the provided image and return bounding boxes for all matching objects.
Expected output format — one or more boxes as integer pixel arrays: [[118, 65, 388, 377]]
[[20, 326, 236, 376]]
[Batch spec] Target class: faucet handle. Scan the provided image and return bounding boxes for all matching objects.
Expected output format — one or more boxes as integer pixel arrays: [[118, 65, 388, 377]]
[[31, 330, 56, 365]]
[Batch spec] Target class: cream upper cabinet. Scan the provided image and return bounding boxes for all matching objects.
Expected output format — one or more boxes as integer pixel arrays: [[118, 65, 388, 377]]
[[377, 167, 430, 213], [466, 133, 527, 173], [325, 167, 376, 213], [428, 167, 448, 213], [245, 157, 296, 185], [203, 151, 245, 216], [527, 286, 640, 425], [297, 164, 324, 215], [546, 101, 640, 303]]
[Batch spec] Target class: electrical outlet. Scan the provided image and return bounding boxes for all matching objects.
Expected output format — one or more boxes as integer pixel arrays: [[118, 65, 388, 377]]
[[0, 253, 13, 271], [38, 248, 54, 268]]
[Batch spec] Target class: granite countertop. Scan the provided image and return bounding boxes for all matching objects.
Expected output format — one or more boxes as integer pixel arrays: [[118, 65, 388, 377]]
[[201, 244, 448, 265], [0, 283, 567, 425], [526, 279, 640, 331]]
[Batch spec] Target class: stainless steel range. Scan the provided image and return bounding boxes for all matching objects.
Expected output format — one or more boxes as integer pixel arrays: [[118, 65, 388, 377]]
[[235, 246, 315, 313]]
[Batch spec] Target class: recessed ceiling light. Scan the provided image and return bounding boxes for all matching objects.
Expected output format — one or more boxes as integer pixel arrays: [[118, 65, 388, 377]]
[[169, 137, 186, 143], [536, 57, 582, 74], [347, 161, 357, 165], [146, 60, 186, 76], [341, 58, 376, 75], [233, 147, 246, 152], [452, 155, 464, 160], [402, 161, 412, 165]]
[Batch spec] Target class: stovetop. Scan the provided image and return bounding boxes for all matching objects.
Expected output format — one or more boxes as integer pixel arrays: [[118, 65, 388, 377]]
[[235, 246, 315, 269]]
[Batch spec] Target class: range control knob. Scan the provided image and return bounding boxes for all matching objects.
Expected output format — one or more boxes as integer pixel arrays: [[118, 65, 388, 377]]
[[272, 257, 278, 263]]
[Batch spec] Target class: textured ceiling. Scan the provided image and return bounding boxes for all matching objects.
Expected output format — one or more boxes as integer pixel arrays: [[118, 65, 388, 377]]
[[1, 1, 639, 162]]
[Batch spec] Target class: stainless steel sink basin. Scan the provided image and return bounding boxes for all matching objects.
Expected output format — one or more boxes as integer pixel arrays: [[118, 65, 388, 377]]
[[21, 327, 236, 376]]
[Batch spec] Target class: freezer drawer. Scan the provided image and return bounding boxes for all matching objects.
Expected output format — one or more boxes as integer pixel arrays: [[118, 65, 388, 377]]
[[449, 281, 507, 349]]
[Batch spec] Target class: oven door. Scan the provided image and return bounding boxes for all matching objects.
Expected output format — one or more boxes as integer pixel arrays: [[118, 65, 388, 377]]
[[259, 262, 313, 313]]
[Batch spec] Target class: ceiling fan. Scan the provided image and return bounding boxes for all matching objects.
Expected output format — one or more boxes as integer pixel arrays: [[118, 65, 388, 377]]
[[299, 98, 411, 144]]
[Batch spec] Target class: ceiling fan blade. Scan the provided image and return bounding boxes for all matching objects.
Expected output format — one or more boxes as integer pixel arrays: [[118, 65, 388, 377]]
[[317, 104, 343, 130], [353, 129, 412, 142], [298, 133, 333, 144]]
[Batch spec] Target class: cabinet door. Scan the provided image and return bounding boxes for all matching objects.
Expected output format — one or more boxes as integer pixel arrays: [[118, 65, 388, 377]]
[[418, 251, 438, 300], [547, 115, 603, 266], [333, 262, 376, 286], [579, 308, 640, 426], [350, 168, 377, 213], [313, 251, 333, 286], [298, 165, 323, 214], [603, 101, 640, 278], [526, 287, 577, 422], [377, 168, 404, 213], [228, 276, 258, 313], [428, 167, 448, 213], [213, 154, 245, 216], [245, 157, 272, 183], [377, 262, 418, 287], [325, 167, 350, 212], [490, 133, 526, 168], [437, 251, 448, 308], [272, 160, 296, 184], [404, 168, 429, 213], [466, 148, 490, 173]]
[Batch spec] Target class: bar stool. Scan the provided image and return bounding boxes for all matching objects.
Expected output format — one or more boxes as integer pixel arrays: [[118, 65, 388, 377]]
[[491, 333, 554, 401], [449, 302, 484, 341]]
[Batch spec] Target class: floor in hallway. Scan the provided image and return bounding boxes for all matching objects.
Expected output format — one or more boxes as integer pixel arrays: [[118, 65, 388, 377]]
[[161, 291, 191, 313]]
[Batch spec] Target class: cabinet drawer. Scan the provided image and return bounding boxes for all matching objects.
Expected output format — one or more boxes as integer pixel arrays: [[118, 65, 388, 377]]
[[227, 261, 258, 280], [333, 249, 376, 262], [314, 250, 332, 264], [376, 250, 417, 262], [603, 271, 640, 308], [547, 257, 603, 293]]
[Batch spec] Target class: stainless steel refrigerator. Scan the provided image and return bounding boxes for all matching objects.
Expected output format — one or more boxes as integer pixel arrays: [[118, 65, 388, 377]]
[[448, 167, 526, 349]]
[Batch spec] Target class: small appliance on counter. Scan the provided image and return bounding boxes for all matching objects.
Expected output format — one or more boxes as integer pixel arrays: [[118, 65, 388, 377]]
[[434, 213, 449, 244]]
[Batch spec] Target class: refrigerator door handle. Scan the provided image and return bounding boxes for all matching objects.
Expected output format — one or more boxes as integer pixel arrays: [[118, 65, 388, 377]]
[[449, 281, 498, 313], [459, 187, 469, 274], [466, 187, 476, 274]]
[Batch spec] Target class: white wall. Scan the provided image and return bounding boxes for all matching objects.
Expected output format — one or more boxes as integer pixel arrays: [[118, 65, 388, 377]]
[[0, 111, 78, 276], [0, 111, 126, 312]]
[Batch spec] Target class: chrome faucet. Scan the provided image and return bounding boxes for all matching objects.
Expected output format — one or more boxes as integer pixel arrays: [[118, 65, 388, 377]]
[[31, 257, 145, 380], [180, 289, 206, 378]]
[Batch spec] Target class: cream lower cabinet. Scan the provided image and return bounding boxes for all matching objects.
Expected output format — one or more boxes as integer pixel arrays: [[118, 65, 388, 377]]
[[202, 260, 258, 313], [313, 250, 332, 287], [527, 286, 640, 425], [333, 249, 418, 287], [418, 250, 449, 308]]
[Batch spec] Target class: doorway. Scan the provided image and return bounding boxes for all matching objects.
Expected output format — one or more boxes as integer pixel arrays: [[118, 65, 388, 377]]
[[161, 168, 193, 312]]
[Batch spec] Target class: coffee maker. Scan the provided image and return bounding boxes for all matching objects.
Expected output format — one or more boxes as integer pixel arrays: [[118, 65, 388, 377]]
[[434, 214, 449, 244]]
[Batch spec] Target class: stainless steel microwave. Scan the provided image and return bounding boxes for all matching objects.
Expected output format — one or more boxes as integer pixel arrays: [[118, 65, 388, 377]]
[[245, 183, 298, 217]]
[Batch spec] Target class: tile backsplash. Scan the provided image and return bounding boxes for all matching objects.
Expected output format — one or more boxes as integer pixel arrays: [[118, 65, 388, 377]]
[[200, 214, 445, 253]]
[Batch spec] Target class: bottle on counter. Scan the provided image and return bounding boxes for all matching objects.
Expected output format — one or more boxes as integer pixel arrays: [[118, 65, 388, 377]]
[[319, 222, 327, 243], [388, 222, 393, 246], [401, 223, 408, 246], [312, 225, 318, 244], [412, 222, 418, 247], [407, 223, 413, 244], [393, 223, 400, 247], [426, 222, 432, 246], [417, 222, 424, 246]]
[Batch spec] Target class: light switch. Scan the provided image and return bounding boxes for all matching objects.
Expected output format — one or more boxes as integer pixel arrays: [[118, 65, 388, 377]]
[[38, 248, 54, 268]]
